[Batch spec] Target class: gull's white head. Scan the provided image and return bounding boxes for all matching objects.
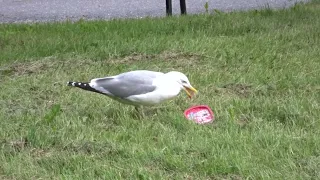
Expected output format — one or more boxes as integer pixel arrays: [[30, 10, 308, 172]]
[[165, 71, 198, 98]]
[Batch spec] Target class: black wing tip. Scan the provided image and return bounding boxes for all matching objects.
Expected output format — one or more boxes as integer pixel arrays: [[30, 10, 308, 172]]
[[66, 81, 105, 95], [67, 81, 74, 86], [66, 81, 91, 88]]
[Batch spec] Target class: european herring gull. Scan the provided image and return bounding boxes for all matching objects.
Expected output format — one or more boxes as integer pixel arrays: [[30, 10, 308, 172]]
[[67, 70, 197, 113]]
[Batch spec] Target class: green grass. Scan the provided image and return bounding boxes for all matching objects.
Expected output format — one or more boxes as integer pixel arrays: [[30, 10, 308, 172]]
[[1, 1, 320, 179]]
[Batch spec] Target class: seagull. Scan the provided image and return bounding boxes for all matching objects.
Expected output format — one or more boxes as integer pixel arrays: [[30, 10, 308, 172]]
[[67, 70, 198, 115]]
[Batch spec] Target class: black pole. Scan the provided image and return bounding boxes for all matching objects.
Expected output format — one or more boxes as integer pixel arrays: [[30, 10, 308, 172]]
[[180, 0, 187, 15], [166, 0, 172, 16]]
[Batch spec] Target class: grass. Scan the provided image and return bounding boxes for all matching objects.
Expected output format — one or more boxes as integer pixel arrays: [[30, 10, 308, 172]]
[[0, 1, 320, 179]]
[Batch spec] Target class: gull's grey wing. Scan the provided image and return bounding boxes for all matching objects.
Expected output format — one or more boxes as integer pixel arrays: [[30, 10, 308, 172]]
[[89, 70, 164, 98]]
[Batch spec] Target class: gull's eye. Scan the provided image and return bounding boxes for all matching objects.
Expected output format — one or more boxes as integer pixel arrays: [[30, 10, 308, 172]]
[[181, 80, 187, 84]]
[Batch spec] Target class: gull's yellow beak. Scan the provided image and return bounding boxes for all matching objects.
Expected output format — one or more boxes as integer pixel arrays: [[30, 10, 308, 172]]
[[183, 85, 198, 99]]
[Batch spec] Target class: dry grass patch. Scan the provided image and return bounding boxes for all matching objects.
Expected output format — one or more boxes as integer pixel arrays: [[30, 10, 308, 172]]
[[1, 51, 203, 79], [107, 51, 203, 67]]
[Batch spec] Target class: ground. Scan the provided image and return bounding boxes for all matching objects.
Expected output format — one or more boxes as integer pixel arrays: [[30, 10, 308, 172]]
[[0, 1, 319, 179], [0, 0, 309, 23]]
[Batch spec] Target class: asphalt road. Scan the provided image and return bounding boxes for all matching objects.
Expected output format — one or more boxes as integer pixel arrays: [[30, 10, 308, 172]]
[[0, 0, 308, 23]]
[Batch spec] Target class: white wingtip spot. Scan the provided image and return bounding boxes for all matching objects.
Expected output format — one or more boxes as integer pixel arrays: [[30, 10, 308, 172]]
[[72, 82, 76, 86], [78, 82, 82, 86]]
